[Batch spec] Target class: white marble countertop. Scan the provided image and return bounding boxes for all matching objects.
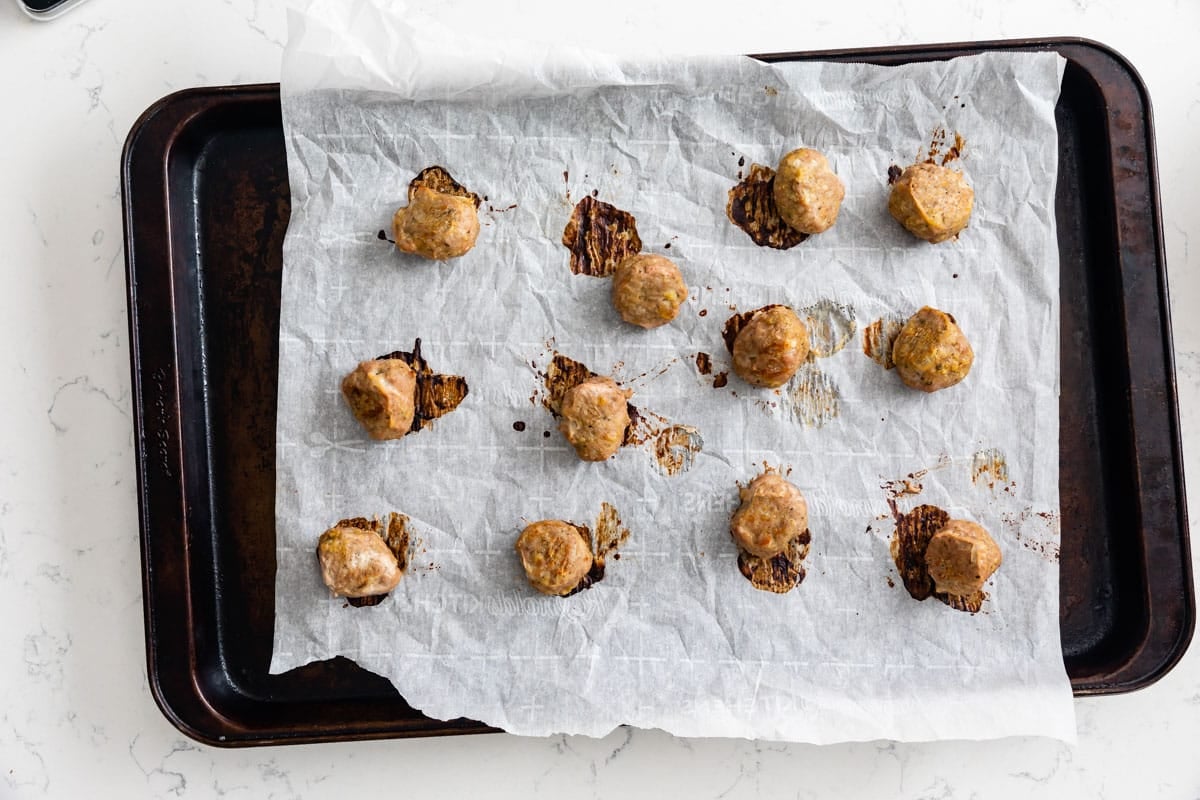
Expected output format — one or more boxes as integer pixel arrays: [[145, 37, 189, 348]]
[[3, 0, 1199, 796]]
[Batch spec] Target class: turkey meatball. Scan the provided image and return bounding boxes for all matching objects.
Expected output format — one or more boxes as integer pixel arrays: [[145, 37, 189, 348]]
[[515, 520, 594, 596], [732, 306, 811, 388], [393, 185, 480, 260], [558, 376, 631, 462], [730, 471, 809, 558], [925, 519, 1002, 596], [773, 148, 845, 234], [888, 162, 974, 243], [341, 358, 417, 440], [611, 253, 688, 329], [892, 306, 974, 392], [317, 525, 404, 598]]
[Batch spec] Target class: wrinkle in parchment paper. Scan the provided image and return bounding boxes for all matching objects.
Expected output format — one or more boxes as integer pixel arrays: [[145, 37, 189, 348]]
[[270, 0, 1073, 743]]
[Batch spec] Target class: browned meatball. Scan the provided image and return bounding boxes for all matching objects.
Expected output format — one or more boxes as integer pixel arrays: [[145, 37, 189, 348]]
[[888, 162, 974, 243], [317, 525, 403, 598], [892, 306, 974, 392], [341, 359, 417, 440], [515, 520, 593, 596], [925, 519, 1002, 596], [730, 471, 809, 558], [732, 306, 811, 388], [611, 254, 688, 329], [773, 148, 845, 235], [558, 376, 631, 462], [393, 185, 480, 260]]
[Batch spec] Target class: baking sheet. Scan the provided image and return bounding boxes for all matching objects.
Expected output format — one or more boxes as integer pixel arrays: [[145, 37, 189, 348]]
[[269, 1, 1074, 742]]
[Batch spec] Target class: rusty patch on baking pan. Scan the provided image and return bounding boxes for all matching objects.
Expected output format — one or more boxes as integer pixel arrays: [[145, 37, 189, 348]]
[[971, 448, 1010, 490], [799, 299, 857, 358], [377, 339, 469, 433], [863, 315, 906, 369], [561, 195, 642, 277], [331, 514, 411, 608], [888, 503, 985, 613], [536, 351, 702, 475], [726, 164, 808, 250], [409, 165, 481, 208], [737, 531, 812, 594]]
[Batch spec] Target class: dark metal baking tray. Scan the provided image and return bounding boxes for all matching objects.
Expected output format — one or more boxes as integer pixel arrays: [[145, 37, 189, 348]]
[[122, 38, 1193, 747]]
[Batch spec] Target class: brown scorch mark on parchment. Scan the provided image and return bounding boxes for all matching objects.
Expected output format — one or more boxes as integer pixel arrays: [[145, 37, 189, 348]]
[[563, 502, 631, 596], [888, 503, 985, 613], [799, 299, 857, 358], [695, 352, 713, 375], [863, 315, 907, 370], [725, 164, 809, 250], [971, 448, 1010, 490], [537, 352, 702, 476], [882, 469, 928, 499], [561, 195, 642, 276], [409, 165, 482, 207], [334, 513, 412, 608], [377, 339, 469, 434], [737, 531, 812, 593], [920, 127, 967, 167]]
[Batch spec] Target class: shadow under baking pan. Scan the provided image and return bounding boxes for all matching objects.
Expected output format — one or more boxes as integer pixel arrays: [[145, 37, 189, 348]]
[[122, 38, 1192, 746]]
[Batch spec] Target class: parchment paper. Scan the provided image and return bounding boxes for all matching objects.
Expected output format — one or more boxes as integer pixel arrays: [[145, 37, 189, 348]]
[[270, 0, 1074, 742]]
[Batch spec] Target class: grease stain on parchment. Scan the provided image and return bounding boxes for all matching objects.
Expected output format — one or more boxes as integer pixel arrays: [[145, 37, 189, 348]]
[[971, 448, 1011, 491], [798, 298, 857, 358], [781, 363, 840, 428], [535, 351, 702, 476]]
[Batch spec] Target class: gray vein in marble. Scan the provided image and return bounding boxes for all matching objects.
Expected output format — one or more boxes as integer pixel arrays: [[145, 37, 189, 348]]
[[47, 375, 128, 433], [604, 726, 634, 764], [128, 736, 197, 797], [24, 627, 70, 690], [25, 203, 48, 247]]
